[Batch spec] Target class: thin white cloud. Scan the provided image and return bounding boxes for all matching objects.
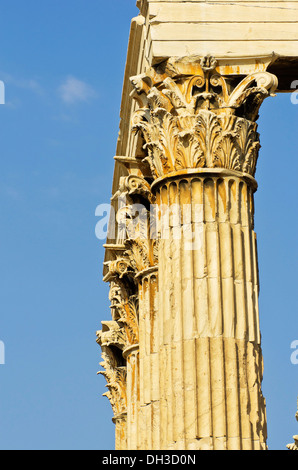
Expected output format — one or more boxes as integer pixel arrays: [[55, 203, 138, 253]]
[[1, 185, 22, 201], [59, 76, 97, 104], [0, 71, 43, 95]]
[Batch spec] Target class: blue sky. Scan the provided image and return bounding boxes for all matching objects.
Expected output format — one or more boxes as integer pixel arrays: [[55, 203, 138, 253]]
[[0, 0, 297, 451]]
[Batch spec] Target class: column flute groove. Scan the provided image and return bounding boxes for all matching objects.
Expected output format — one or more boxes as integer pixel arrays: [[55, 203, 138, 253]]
[[98, 52, 277, 450], [128, 56, 276, 450]]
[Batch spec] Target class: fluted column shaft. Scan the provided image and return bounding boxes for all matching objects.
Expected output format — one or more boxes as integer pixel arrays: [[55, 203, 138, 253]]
[[153, 171, 267, 450], [100, 56, 278, 450], [114, 413, 127, 450], [122, 267, 160, 451], [138, 268, 160, 450], [124, 344, 139, 449]]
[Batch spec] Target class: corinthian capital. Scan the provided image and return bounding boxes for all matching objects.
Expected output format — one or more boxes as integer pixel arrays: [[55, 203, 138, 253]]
[[130, 56, 277, 179]]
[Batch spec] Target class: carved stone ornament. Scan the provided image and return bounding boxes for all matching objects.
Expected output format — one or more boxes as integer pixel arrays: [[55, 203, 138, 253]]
[[117, 295, 139, 346], [287, 437, 298, 451], [124, 238, 158, 274], [99, 259, 140, 349], [98, 348, 127, 416], [115, 198, 158, 274], [104, 258, 135, 281], [98, 252, 140, 416], [287, 398, 298, 451], [112, 174, 154, 204], [96, 321, 126, 351], [109, 281, 127, 321], [130, 56, 278, 179]]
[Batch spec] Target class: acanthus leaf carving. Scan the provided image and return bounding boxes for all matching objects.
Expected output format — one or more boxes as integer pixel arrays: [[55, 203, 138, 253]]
[[130, 57, 277, 179], [98, 348, 127, 416], [125, 237, 158, 274], [117, 295, 139, 347], [176, 115, 206, 169], [98, 251, 140, 417], [97, 288, 129, 416]]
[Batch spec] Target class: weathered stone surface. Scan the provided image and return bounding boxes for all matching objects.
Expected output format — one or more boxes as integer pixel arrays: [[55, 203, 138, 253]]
[[139, 0, 298, 64], [98, 0, 295, 451], [130, 57, 277, 180]]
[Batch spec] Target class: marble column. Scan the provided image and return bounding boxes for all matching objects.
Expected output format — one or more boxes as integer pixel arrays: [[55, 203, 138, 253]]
[[129, 56, 278, 450]]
